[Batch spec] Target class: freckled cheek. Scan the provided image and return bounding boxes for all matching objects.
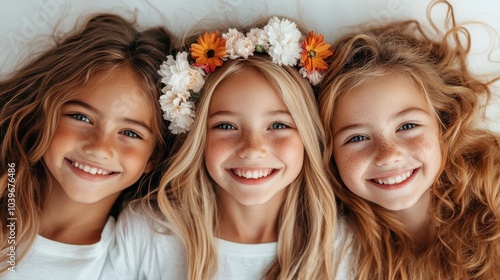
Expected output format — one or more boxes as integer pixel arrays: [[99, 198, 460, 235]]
[[205, 136, 236, 168], [405, 134, 442, 177], [116, 145, 153, 170], [270, 136, 304, 165], [49, 124, 83, 149], [404, 134, 442, 160], [206, 136, 235, 153], [333, 146, 370, 185]]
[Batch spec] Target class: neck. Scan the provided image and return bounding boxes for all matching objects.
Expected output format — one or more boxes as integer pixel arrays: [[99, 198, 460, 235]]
[[216, 189, 286, 244], [40, 183, 117, 245], [392, 190, 432, 248]]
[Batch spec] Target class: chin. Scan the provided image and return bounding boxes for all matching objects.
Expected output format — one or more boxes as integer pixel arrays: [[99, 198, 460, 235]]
[[64, 190, 106, 205], [378, 200, 419, 211]]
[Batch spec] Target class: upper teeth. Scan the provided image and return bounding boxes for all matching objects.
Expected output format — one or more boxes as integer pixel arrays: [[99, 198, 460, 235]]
[[72, 161, 111, 175], [374, 170, 413, 185], [234, 169, 273, 179]]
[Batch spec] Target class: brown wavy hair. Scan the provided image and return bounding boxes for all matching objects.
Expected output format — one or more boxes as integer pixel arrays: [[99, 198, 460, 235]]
[[318, 1, 500, 279], [0, 13, 173, 273]]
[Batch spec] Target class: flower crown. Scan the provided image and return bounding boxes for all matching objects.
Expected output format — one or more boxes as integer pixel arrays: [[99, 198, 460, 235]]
[[158, 17, 333, 134]]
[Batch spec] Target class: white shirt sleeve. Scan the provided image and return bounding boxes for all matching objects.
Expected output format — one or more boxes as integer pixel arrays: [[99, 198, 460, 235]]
[[2, 217, 116, 280], [104, 204, 188, 280], [333, 218, 355, 280]]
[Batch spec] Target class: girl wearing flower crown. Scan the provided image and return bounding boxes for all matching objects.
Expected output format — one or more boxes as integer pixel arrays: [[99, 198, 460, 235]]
[[0, 14, 174, 278], [318, 1, 500, 279], [110, 17, 350, 279]]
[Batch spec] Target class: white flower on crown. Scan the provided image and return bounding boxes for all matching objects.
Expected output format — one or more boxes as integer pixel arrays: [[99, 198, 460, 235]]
[[158, 52, 205, 93], [168, 101, 195, 134], [299, 67, 323, 86], [159, 89, 190, 114], [246, 28, 269, 53], [223, 29, 255, 59], [264, 17, 302, 66], [159, 90, 195, 134]]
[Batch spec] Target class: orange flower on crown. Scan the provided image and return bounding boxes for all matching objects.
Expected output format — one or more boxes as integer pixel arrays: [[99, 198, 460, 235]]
[[300, 31, 333, 73], [190, 31, 227, 73]]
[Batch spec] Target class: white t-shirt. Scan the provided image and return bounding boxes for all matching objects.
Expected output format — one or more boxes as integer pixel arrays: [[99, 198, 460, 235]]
[[105, 206, 352, 280], [2, 217, 117, 280]]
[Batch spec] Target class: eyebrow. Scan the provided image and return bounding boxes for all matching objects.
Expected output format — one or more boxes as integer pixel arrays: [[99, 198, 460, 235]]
[[208, 110, 291, 118], [333, 107, 430, 137], [64, 100, 153, 133], [393, 108, 431, 119]]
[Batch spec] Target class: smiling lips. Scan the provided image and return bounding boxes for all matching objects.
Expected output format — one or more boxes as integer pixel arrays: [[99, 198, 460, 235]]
[[70, 160, 115, 176], [231, 168, 276, 179], [371, 170, 414, 185]]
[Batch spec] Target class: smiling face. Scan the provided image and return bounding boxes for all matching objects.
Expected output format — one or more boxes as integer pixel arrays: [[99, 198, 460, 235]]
[[332, 74, 442, 211], [43, 68, 156, 206], [205, 67, 304, 207]]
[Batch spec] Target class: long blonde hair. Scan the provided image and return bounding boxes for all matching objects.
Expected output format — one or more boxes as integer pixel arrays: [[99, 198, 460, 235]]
[[318, 1, 500, 279], [147, 54, 337, 279], [0, 13, 173, 273]]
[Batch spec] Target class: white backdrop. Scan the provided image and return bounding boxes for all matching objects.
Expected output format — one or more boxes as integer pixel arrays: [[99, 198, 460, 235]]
[[1, 0, 499, 131]]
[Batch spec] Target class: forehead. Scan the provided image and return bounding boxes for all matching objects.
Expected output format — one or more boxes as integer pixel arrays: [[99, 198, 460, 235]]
[[333, 74, 432, 123], [70, 68, 157, 124], [209, 67, 285, 111]]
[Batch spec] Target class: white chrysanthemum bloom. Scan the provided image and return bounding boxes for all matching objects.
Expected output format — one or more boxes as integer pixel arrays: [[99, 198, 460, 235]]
[[168, 122, 186, 135], [185, 67, 205, 92], [159, 92, 174, 121], [160, 84, 172, 94], [247, 28, 269, 52], [159, 90, 195, 134], [299, 68, 323, 86], [234, 37, 255, 59], [223, 29, 245, 59], [158, 52, 205, 93], [169, 101, 195, 134], [159, 89, 190, 118], [158, 53, 182, 91], [264, 17, 302, 66]]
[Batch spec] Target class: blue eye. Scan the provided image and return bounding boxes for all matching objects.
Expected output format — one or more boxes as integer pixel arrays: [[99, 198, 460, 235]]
[[399, 123, 416, 131], [348, 135, 367, 143], [215, 123, 235, 130], [69, 113, 91, 123], [270, 123, 288, 129], [122, 130, 140, 139]]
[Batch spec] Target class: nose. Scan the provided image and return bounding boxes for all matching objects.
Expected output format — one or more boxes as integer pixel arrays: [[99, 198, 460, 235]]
[[237, 131, 267, 160], [373, 140, 404, 166], [82, 129, 114, 160]]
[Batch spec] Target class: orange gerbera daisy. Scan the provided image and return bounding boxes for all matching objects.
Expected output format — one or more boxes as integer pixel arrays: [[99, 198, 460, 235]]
[[300, 31, 333, 73], [190, 31, 227, 73]]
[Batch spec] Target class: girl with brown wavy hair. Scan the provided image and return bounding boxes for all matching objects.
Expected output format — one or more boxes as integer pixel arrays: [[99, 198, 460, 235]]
[[318, 1, 500, 279], [0, 13, 173, 279]]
